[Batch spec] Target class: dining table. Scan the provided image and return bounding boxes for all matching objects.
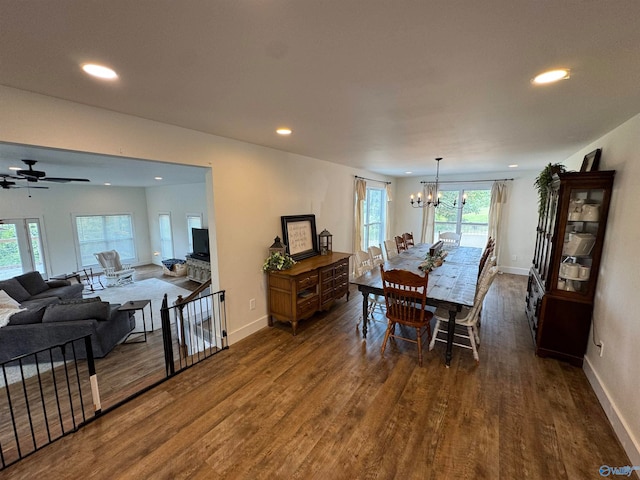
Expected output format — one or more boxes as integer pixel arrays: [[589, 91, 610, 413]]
[[350, 243, 482, 366]]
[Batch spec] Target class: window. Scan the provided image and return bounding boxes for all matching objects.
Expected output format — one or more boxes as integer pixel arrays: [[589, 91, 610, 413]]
[[435, 189, 490, 248], [159, 214, 174, 260], [186, 214, 202, 253], [75, 214, 135, 267], [363, 186, 387, 249]]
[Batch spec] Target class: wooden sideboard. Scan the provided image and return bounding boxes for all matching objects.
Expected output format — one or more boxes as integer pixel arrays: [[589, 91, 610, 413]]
[[267, 252, 351, 335]]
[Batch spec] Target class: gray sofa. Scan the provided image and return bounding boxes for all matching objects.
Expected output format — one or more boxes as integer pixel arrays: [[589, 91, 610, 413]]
[[0, 271, 135, 362]]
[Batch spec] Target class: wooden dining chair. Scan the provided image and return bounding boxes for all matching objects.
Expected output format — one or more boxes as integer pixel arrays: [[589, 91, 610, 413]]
[[368, 244, 385, 266], [438, 231, 460, 248], [402, 232, 415, 248], [394, 235, 407, 253], [428, 266, 498, 364], [355, 250, 385, 320], [384, 239, 399, 259], [380, 265, 433, 366], [478, 237, 495, 277]]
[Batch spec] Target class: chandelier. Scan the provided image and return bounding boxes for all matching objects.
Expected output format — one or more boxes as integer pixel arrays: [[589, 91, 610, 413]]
[[409, 157, 466, 209]]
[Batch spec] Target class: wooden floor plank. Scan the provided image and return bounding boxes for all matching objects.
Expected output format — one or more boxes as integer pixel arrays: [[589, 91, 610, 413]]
[[1, 273, 636, 479]]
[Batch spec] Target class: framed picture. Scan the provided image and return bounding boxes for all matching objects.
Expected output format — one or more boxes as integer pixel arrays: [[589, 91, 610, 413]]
[[580, 148, 601, 172], [281, 214, 319, 261]]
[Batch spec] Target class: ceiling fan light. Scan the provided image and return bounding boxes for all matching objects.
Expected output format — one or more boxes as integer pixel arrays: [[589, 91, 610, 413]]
[[82, 63, 118, 80], [532, 69, 570, 85]]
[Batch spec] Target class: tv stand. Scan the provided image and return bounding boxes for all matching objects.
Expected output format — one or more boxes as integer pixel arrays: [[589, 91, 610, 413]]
[[186, 255, 211, 283]]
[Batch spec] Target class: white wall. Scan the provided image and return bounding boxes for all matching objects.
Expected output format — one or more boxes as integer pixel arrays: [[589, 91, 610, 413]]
[[393, 171, 540, 274], [564, 113, 640, 466], [0, 85, 391, 343], [0, 182, 152, 275], [145, 183, 207, 263]]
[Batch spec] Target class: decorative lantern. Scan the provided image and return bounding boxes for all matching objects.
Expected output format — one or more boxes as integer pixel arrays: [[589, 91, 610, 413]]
[[269, 236, 287, 256], [318, 229, 332, 255]]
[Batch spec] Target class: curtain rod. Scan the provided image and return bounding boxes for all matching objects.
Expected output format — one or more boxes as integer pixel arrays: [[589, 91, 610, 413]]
[[355, 175, 392, 185], [419, 178, 514, 184]]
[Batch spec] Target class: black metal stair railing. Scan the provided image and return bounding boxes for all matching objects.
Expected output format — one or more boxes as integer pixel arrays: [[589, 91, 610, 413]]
[[0, 336, 100, 470], [160, 287, 228, 376]]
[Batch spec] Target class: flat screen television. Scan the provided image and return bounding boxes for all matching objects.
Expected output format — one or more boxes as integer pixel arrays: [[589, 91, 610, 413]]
[[191, 228, 210, 260]]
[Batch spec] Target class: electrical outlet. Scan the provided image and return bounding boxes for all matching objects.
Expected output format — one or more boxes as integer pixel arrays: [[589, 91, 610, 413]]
[[249, 298, 256, 310], [599, 341, 604, 357], [511, 254, 518, 261]]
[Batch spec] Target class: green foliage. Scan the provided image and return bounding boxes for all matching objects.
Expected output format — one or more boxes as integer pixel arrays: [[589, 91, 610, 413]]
[[263, 252, 296, 272], [534, 163, 566, 216]]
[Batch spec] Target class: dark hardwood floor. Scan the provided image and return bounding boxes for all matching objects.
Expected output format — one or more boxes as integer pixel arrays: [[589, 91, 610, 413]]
[[2, 272, 635, 479]]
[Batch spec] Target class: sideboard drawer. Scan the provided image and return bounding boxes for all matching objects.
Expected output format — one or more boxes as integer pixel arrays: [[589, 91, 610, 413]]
[[297, 295, 319, 318], [296, 273, 319, 290]]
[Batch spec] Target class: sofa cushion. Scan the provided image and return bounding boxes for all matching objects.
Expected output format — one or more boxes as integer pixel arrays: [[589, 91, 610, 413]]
[[0, 278, 31, 303], [30, 283, 84, 301], [15, 271, 50, 296], [7, 298, 57, 325], [42, 301, 110, 323]]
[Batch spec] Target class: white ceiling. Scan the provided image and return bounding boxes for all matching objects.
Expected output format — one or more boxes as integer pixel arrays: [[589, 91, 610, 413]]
[[1, 1, 640, 183]]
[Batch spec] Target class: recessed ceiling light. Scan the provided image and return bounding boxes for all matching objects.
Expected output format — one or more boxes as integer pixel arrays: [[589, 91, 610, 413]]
[[532, 69, 570, 85], [81, 63, 118, 80], [104, 182, 111, 186], [276, 128, 292, 135], [508, 164, 519, 168], [405, 171, 413, 175], [154, 176, 163, 180]]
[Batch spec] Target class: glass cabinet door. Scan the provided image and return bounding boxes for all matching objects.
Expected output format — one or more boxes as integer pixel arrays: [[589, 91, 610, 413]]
[[555, 186, 605, 295]]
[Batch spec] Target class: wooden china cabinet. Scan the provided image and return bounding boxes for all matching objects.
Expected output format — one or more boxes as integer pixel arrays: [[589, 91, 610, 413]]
[[525, 170, 615, 366]]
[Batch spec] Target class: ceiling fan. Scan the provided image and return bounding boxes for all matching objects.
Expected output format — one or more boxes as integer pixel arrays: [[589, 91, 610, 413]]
[[14, 159, 90, 183], [0, 175, 48, 190]]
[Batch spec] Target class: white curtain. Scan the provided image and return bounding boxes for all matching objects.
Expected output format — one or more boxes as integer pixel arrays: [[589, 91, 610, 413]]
[[354, 178, 367, 253], [420, 183, 437, 243], [384, 183, 392, 240], [488, 181, 507, 259]]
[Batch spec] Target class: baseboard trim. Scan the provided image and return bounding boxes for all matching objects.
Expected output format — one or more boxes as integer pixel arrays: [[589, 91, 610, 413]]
[[583, 355, 640, 466], [227, 314, 269, 344], [499, 266, 529, 276]]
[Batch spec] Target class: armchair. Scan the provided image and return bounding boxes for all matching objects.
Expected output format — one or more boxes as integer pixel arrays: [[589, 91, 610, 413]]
[[94, 250, 135, 287]]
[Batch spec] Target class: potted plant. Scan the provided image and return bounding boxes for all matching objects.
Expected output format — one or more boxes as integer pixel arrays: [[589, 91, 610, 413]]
[[534, 163, 566, 216], [262, 251, 296, 272]]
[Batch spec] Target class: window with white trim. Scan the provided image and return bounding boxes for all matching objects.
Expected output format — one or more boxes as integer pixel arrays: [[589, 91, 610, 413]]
[[363, 186, 387, 249], [75, 214, 136, 267], [434, 189, 490, 248], [159, 213, 174, 260], [186, 214, 202, 253]]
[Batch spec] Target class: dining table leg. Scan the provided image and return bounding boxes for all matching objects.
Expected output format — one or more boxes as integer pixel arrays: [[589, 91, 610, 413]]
[[359, 289, 369, 338], [445, 309, 458, 367]]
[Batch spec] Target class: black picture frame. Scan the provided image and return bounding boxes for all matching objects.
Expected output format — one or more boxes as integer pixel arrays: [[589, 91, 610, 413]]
[[580, 148, 601, 172], [281, 214, 319, 261]]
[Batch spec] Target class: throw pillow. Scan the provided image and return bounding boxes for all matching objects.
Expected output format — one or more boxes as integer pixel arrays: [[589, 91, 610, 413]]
[[15, 271, 49, 295], [0, 289, 21, 308], [42, 301, 110, 323], [0, 278, 31, 303]]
